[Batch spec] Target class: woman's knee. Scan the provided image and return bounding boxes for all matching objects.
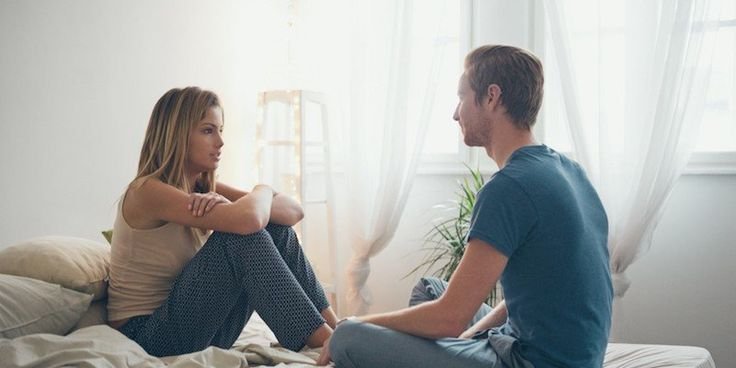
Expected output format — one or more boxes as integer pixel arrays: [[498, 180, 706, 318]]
[[265, 223, 298, 243], [265, 223, 292, 233], [210, 229, 270, 244], [208, 230, 277, 257]]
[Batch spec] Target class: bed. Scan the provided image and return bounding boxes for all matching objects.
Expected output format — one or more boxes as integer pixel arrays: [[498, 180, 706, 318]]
[[604, 343, 715, 368], [0, 236, 717, 367], [0, 317, 718, 368]]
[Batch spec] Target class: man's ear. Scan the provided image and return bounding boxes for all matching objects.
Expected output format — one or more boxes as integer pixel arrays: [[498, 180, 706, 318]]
[[486, 84, 502, 105]]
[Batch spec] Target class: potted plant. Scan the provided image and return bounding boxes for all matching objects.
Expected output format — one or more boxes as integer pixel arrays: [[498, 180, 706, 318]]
[[407, 164, 502, 306]]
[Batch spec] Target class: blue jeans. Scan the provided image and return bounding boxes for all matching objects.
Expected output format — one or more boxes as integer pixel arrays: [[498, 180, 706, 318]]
[[329, 277, 502, 368]]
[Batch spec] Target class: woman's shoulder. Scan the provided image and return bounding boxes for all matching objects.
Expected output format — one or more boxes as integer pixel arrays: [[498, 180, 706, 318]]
[[129, 176, 185, 196], [124, 177, 176, 229], [129, 176, 160, 190]]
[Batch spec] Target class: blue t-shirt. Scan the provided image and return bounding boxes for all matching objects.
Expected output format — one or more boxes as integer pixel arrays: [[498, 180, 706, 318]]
[[468, 145, 613, 368]]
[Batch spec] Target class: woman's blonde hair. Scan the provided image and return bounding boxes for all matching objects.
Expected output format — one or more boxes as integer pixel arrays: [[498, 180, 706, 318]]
[[133, 87, 223, 193]]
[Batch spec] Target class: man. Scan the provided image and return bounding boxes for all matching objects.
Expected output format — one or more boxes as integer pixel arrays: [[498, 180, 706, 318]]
[[318, 45, 613, 368]]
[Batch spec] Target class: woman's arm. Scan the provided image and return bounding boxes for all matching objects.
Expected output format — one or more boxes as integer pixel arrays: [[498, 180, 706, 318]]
[[216, 182, 304, 226], [269, 194, 304, 226], [129, 178, 273, 235], [215, 181, 249, 201]]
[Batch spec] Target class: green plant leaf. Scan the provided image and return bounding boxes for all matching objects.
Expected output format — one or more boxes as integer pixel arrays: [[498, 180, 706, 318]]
[[406, 164, 501, 306], [101, 229, 113, 245]]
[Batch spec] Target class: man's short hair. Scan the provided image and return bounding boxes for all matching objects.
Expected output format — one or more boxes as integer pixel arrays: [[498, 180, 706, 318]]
[[465, 45, 544, 130]]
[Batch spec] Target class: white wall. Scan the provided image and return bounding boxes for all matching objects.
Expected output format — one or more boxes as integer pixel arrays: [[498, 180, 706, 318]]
[[0, 0, 290, 245], [1, 1, 735, 366], [618, 174, 736, 367]]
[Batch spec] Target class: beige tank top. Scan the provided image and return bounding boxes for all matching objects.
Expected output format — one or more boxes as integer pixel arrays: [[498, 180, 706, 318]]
[[107, 194, 206, 322]]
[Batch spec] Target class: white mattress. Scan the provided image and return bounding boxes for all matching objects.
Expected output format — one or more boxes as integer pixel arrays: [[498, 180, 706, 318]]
[[604, 343, 715, 368]]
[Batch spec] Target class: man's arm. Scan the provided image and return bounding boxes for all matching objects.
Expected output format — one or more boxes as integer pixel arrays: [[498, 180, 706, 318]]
[[357, 238, 508, 339], [459, 300, 507, 338]]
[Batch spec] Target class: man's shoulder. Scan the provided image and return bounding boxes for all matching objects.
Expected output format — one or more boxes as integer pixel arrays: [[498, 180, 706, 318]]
[[481, 171, 524, 197], [490, 158, 550, 192]]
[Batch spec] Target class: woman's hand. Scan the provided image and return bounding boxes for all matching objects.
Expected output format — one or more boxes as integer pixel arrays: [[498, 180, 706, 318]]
[[188, 192, 230, 217]]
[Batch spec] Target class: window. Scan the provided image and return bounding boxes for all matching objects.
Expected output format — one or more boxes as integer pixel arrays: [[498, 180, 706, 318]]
[[697, 1, 736, 152], [539, 1, 736, 162], [418, 1, 471, 170]]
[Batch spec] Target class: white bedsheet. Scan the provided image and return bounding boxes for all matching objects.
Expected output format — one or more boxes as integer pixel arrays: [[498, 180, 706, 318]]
[[604, 343, 716, 368]]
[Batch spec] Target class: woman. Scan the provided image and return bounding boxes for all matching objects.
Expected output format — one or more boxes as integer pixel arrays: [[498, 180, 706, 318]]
[[107, 86, 337, 357]]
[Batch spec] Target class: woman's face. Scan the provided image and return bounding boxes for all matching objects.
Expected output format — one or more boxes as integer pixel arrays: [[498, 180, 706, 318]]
[[186, 106, 224, 177]]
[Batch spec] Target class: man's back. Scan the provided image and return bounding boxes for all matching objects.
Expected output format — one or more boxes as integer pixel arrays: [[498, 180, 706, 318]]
[[468, 145, 613, 367]]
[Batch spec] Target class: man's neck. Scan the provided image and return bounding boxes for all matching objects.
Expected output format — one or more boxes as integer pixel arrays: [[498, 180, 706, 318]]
[[485, 121, 537, 169]]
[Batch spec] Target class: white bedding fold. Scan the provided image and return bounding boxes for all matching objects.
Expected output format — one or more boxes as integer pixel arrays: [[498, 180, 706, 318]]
[[0, 325, 327, 368], [0, 325, 163, 368]]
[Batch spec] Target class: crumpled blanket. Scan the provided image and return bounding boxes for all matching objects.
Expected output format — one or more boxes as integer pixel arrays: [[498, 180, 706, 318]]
[[0, 325, 330, 368]]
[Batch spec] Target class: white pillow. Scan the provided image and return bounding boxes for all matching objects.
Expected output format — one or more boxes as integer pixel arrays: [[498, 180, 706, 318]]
[[0, 236, 110, 301], [0, 274, 93, 338]]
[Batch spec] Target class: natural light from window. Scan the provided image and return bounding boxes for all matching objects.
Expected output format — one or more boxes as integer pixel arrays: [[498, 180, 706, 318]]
[[698, 1, 736, 151], [542, 1, 736, 154], [418, 2, 463, 158]]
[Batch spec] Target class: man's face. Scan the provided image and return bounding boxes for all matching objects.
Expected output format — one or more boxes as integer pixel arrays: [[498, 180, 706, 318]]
[[453, 73, 489, 147]]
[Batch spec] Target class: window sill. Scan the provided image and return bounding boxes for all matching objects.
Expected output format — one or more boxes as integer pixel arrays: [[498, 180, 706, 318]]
[[417, 148, 498, 176], [415, 152, 736, 176], [683, 152, 736, 175]]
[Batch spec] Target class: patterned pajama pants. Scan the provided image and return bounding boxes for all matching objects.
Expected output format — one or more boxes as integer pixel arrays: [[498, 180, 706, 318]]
[[119, 224, 329, 357]]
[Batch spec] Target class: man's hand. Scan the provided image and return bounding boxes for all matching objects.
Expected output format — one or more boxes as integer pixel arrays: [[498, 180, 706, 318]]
[[315, 335, 332, 366], [188, 192, 230, 217]]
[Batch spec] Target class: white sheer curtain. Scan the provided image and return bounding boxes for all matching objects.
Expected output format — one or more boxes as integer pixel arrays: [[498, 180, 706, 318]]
[[331, 0, 449, 315], [291, 0, 454, 315], [543, 0, 720, 320]]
